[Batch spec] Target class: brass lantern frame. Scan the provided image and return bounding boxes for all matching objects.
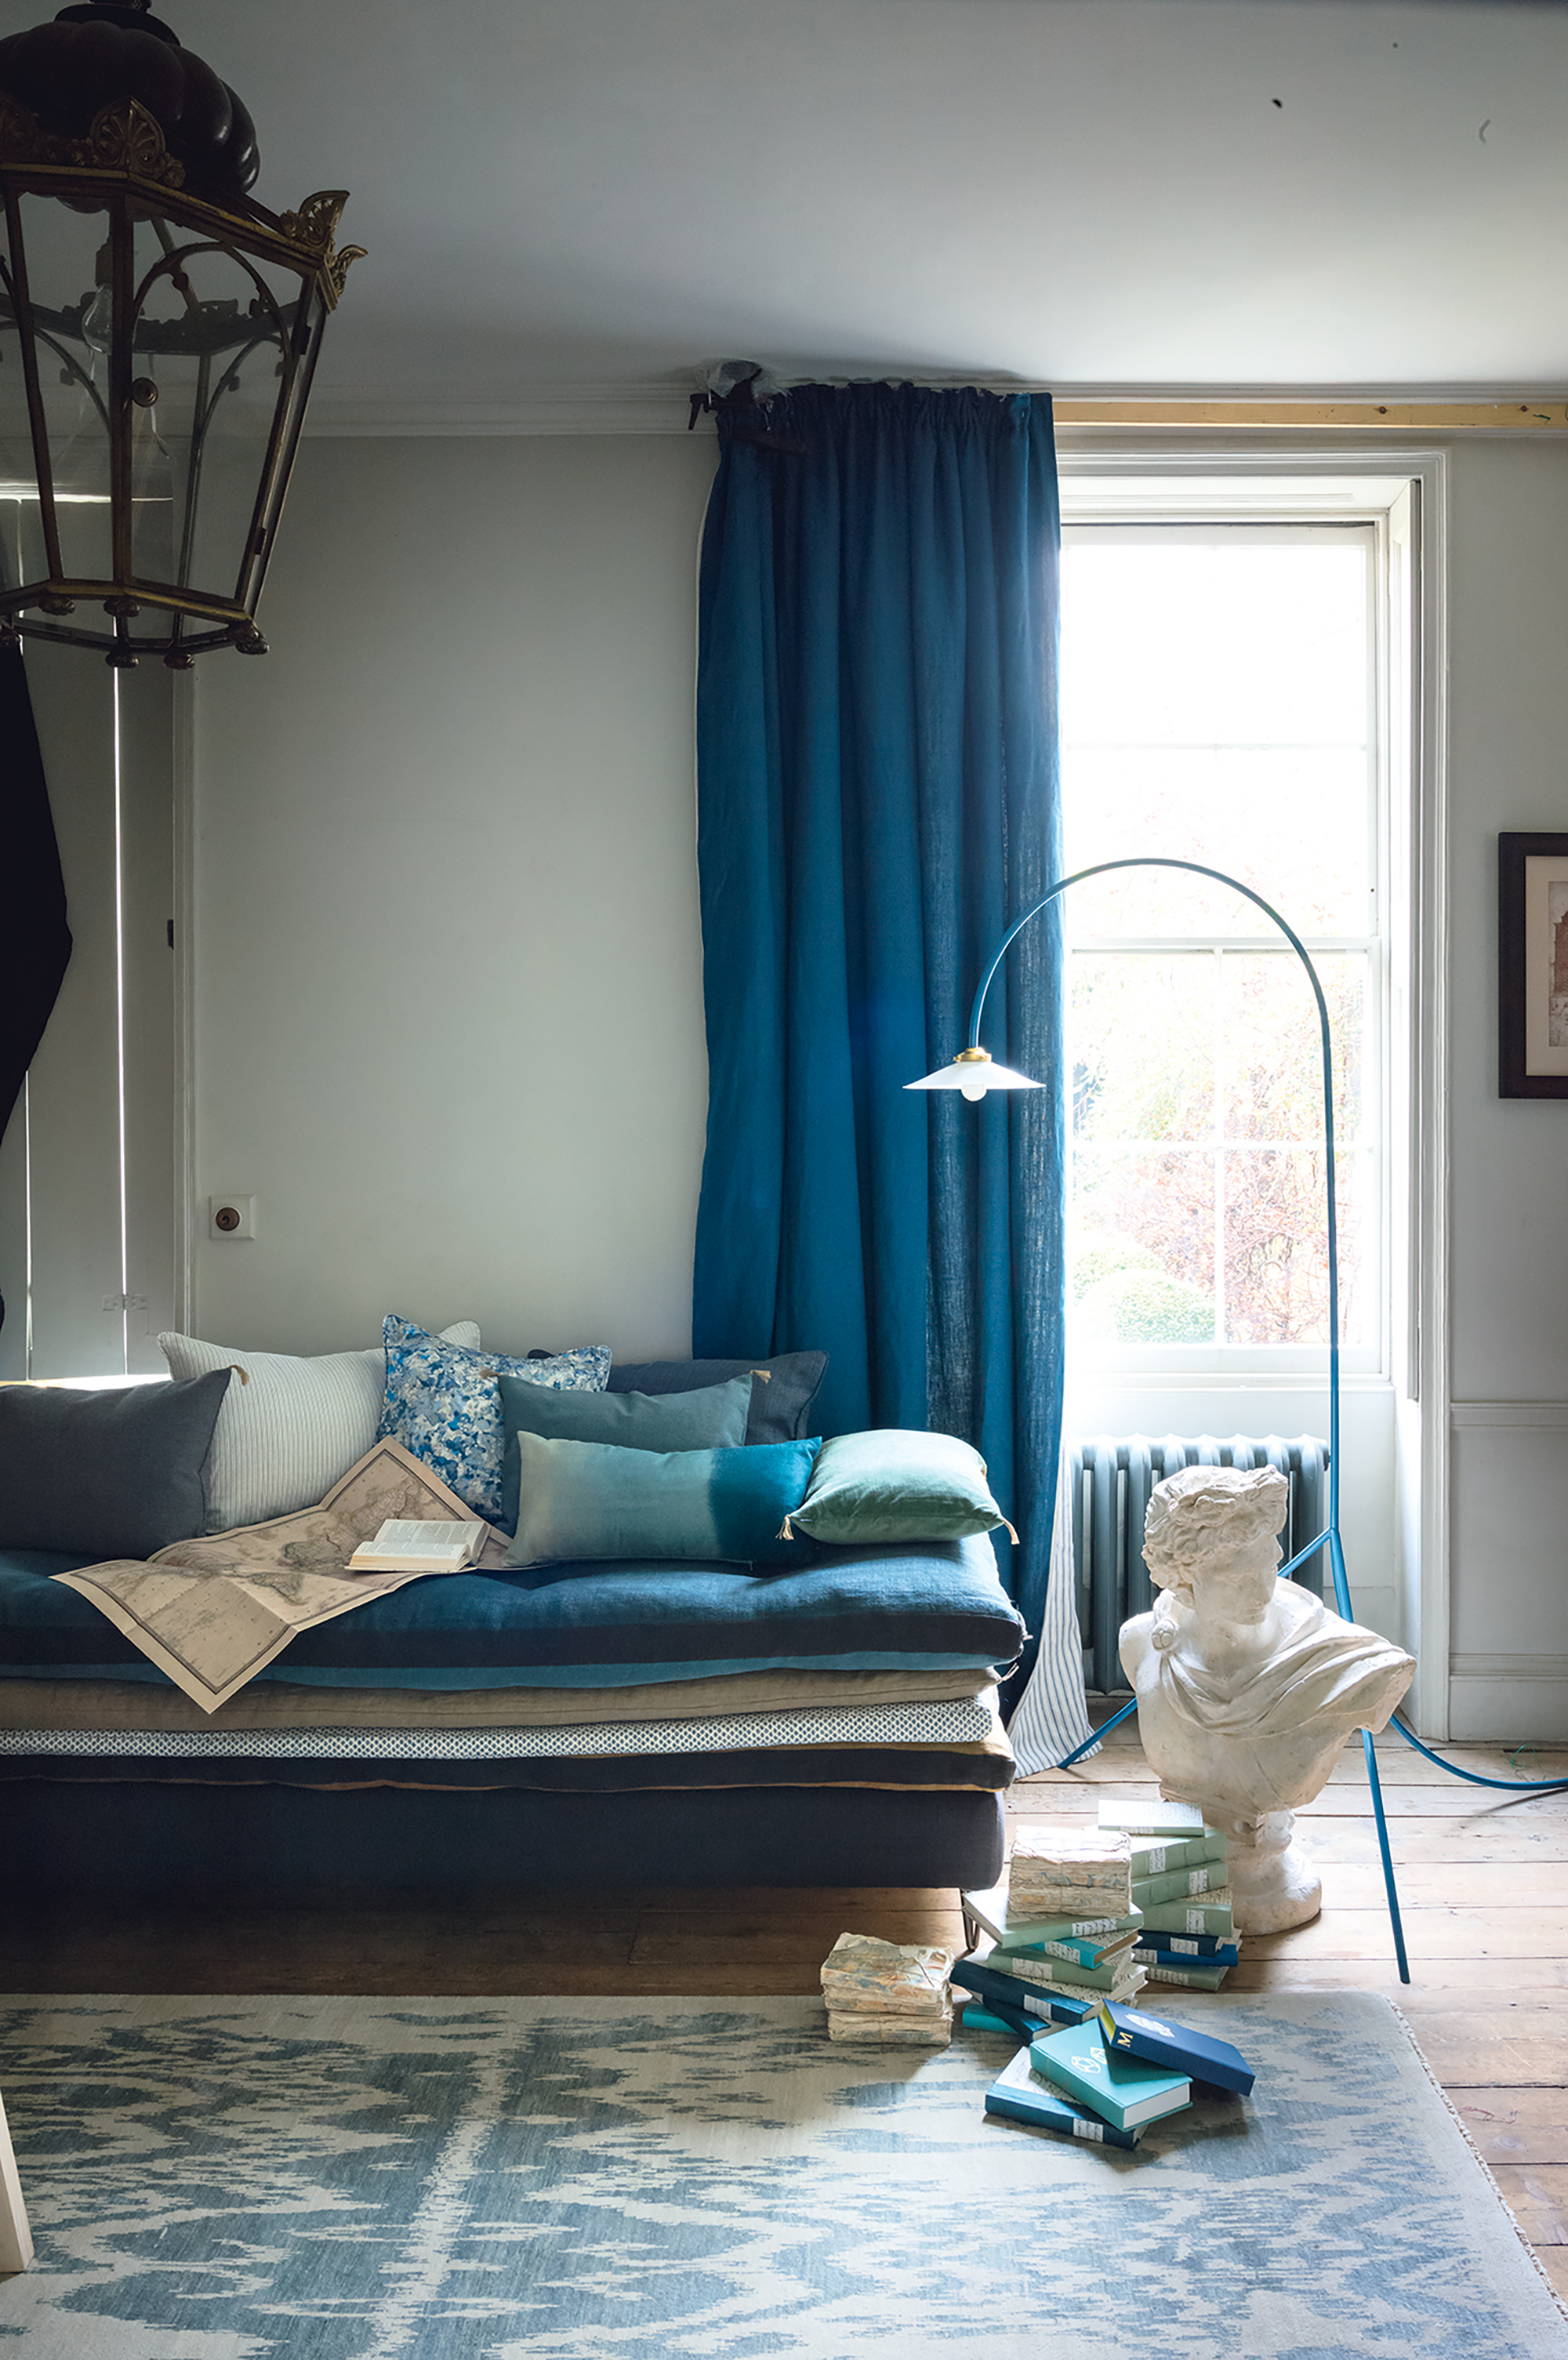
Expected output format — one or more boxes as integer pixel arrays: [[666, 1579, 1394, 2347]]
[[0, 91, 361, 663]]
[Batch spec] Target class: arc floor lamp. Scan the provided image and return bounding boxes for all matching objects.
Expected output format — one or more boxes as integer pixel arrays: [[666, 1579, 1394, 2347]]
[[908, 852, 1566, 1984]]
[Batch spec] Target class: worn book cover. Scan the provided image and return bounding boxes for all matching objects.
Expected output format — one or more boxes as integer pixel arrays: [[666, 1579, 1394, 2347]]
[[820, 1933, 952, 2014]]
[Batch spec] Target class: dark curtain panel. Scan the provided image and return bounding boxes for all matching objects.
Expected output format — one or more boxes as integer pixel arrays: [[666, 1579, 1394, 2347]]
[[0, 641, 71, 1313], [692, 381, 1065, 1688]]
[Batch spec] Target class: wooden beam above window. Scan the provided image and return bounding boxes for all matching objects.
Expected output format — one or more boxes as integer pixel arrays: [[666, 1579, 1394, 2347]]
[[1054, 401, 1568, 433]]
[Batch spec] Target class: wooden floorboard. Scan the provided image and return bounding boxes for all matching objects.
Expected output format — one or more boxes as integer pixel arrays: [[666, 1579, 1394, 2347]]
[[3, 1737, 1564, 2286]]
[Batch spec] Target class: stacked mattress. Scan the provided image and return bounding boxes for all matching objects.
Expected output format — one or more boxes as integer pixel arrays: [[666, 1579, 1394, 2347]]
[[0, 1534, 1025, 1803]]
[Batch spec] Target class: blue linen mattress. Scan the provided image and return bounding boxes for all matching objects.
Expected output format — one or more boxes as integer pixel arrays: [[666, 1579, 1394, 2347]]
[[0, 1534, 1027, 1690]]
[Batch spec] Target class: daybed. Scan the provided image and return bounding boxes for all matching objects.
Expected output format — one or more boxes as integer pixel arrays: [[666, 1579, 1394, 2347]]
[[0, 1333, 1024, 1897]]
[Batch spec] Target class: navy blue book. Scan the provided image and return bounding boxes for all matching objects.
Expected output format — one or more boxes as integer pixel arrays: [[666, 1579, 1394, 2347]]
[[949, 1957, 1097, 2028], [984, 2046, 1144, 2149], [1098, 1999, 1255, 2094], [1135, 1934, 1241, 1970]]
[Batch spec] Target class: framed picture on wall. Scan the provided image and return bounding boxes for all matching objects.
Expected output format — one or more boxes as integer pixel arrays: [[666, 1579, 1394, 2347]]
[[1499, 832, 1568, 1098]]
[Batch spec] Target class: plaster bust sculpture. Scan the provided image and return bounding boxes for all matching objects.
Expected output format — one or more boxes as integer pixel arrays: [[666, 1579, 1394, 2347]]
[[1119, 1463, 1416, 1933]]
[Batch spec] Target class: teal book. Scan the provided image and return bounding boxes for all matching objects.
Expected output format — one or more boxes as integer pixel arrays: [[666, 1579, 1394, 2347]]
[[984, 2046, 1144, 2150], [995, 1925, 1139, 1971], [1137, 1896, 1235, 1938], [963, 1882, 1134, 1948], [1125, 1831, 1228, 1879], [1029, 2020, 1192, 2132], [1131, 1862, 1229, 1908], [999, 1949, 1143, 1994]]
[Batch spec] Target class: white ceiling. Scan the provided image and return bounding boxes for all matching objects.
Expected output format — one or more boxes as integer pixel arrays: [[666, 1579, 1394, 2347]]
[[41, 0, 1568, 418]]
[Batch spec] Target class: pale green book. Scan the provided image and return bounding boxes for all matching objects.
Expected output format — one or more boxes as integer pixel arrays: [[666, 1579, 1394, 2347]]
[[1125, 1830, 1228, 1879], [1136, 1894, 1235, 1938], [1133, 1952, 1231, 1990], [1097, 1800, 1203, 1836], [1131, 1861, 1229, 1907], [997, 1950, 1147, 1996]]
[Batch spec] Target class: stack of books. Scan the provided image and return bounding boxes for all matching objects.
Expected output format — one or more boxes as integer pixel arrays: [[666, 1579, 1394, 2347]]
[[983, 1996, 1254, 2151], [818, 1933, 954, 2046], [1098, 1802, 1241, 1988], [957, 1824, 1147, 2015]]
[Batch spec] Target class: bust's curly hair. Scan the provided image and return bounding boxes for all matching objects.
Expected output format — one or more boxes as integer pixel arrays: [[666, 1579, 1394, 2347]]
[[1142, 1463, 1288, 1602]]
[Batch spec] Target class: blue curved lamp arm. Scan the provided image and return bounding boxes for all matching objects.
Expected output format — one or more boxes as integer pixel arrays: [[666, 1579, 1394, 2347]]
[[966, 856, 1344, 1548]]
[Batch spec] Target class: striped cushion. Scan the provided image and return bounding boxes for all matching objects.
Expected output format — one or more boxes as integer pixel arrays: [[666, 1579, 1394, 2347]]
[[158, 1322, 480, 1533]]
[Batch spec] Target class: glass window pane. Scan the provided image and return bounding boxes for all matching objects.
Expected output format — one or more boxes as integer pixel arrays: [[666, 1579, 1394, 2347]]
[[1222, 1148, 1368, 1347], [1220, 951, 1365, 1145], [1062, 540, 1368, 748], [1072, 953, 1214, 1143], [1071, 1147, 1217, 1344], [1062, 747, 1370, 938]]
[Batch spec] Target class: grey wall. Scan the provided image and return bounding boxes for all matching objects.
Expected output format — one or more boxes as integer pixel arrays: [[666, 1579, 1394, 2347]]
[[187, 426, 1568, 1738], [191, 434, 717, 1362], [1445, 439, 1568, 1739]]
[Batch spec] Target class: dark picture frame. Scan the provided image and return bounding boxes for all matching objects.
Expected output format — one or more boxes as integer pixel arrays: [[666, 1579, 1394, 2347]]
[[1499, 832, 1568, 1098]]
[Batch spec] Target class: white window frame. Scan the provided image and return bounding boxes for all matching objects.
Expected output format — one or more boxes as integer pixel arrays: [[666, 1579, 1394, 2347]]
[[1055, 450, 1448, 1735], [1059, 515, 1388, 1382]]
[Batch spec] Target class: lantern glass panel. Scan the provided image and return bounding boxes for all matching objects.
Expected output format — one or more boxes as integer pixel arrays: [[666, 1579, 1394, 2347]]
[[7, 195, 116, 586], [125, 214, 303, 618]]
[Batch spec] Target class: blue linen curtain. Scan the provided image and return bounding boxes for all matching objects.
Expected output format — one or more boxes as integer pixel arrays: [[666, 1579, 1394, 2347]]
[[692, 380, 1076, 1711]]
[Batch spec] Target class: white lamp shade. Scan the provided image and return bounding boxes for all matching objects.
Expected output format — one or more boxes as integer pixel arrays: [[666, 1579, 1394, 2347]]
[[906, 1055, 1044, 1102]]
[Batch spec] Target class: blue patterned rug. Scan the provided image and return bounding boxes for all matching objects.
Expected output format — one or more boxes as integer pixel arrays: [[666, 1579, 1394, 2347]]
[[0, 1991, 1560, 2358]]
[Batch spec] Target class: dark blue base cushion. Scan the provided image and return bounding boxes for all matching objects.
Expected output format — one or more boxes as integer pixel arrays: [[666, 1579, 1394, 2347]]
[[0, 1536, 1028, 1690]]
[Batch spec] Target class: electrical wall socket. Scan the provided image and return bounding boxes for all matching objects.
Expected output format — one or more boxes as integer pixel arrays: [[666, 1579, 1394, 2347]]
[[209, 1194, 256, 1240]]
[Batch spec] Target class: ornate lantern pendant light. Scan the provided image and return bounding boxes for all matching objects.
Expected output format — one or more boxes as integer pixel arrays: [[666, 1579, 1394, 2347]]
[[0, 0, 361, 664]]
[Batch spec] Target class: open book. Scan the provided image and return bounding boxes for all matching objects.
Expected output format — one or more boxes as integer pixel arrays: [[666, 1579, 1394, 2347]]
[[347, 1518, 486, 1574]]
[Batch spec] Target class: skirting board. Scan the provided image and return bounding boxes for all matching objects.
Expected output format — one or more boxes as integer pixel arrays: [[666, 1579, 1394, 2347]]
[[1447, 1666, 1568, 1743]]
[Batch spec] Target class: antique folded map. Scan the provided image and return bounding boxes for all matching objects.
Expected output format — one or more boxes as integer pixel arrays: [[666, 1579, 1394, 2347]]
[[52, 1441, 505, 1714]]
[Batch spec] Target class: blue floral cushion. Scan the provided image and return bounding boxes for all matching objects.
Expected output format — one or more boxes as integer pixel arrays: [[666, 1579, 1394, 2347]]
[[376, 1318, 610, 1522]]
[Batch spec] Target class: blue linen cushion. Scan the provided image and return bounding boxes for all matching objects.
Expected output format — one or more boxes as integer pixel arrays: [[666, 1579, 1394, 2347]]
[[0, 1371, 231, 1559], [506, 1433, 818, 1569], [605, 1352, 826, 1444], [496, 1372, 753, 1537], [0, 1532, 1028, 1689], [376, 1318, 610, 1524]]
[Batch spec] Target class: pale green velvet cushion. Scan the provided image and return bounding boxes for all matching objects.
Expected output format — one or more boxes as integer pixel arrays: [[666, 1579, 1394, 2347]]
[[788, 1428, 1011, 1545], [506, 1432, 819, 1569]]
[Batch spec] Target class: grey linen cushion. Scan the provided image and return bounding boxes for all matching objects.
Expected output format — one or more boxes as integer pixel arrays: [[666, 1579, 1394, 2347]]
[[497, 1371, 753, 1536], [604, 1352, 826, 1444], [0, 1369, 232, 1559]]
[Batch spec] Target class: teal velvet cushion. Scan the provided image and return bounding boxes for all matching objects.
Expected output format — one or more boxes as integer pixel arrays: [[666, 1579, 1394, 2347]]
[[496, 1372, 753, 1536], [506, 1432, 819, 1570], [788, 1429, 1012, 1545]]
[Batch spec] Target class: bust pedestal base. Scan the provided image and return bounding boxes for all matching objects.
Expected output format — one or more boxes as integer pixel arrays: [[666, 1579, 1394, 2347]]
[[1215, 1807, 1323, 1934]]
